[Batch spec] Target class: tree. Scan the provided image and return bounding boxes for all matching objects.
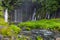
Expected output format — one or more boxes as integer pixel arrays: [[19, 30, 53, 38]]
[[2, 0, 23, 12], [1, 0, 22, 22], [36, 0, 59, 19]]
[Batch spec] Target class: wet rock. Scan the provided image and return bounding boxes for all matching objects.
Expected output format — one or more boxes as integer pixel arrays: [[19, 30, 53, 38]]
[[56, 37, 60, 40], [4, 38, 10, 40], [18, 35, 23, 38], [20, 31, 31, 36], [19, 29, 59, 40], [0, 35, 3, 40], [39, 30, 55, 37], [54, 33, 60, 40], [11, 36, 16, 40], [30, 36, 36, 40]]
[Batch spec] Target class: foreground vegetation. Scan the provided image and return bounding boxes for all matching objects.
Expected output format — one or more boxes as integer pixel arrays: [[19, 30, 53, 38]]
[[18, 19, 60, 31], [1, 19, 60, 40]]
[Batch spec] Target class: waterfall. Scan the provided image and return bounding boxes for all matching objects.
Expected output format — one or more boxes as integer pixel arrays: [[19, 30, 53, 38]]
[[46, 12, 50, 19], [15, 10, 17, 22], [48, 14, 50, 19], [4, 8, 8, 22], [32, 8, 36, 20]]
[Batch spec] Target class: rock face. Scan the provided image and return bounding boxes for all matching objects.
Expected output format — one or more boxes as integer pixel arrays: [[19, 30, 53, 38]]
[[10, 0, 37, 23], [0, 35, 3, 40]]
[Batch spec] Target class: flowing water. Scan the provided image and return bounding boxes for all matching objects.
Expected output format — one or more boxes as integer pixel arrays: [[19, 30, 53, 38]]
[[4, 9, 8, 22], [32, 8, 36, 21], [5, 0, 37, 23]]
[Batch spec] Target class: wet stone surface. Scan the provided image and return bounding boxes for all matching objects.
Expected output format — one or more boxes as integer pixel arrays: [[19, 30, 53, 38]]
[[4, 38, 10, 40], [0, 35, 3, 40], [0, 29, 60, 40], [19, 29, 56, 40], [56, 38, 60, 40], [54, 33, 60, 40]]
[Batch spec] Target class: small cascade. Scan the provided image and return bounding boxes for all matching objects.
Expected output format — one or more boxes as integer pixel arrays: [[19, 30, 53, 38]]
[[32, 8, 36, 21], [4, 8, 8, 22], [46, 12, 50, 19], [14, 10, 17, 22]]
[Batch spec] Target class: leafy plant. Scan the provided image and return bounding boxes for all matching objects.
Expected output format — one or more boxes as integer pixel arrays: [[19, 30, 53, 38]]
[[10, 25, 21, 34], [1, 26, 12, 36], [0, 6, 3, 17], [25, 27, 31, 31], [0, 18, 8, 26], [18, 19, 60, 32], [36, 36, 43, 40], [36, 0, 59, 19], [0, 25, 21, 36]]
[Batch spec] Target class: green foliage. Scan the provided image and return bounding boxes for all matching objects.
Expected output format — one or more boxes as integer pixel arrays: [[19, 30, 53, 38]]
[[0, 6, 4, 17], [1, 26, 12, 36], [36, 0, 60, 19], [37, 0, 59, 12], [0, 6, 8, 26], [36, 36, 43, 40], [0, 25, 21, 36], [10, 25, 21, 34], [18, 19, 60, 31], [0, 18, 8, 26], [25, 27, 31, 31], [0, 2, 6, 26], [2, 0, 22, 11]]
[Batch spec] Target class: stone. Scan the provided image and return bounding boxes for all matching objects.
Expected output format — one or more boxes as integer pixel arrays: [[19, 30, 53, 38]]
[[54, 33, 60, 40], [19, 29, 56, 40], [12, 36, 16, 40], [4, 38, 10, 40], [56, 37, 60, 40], [0, 35, 3, 40]]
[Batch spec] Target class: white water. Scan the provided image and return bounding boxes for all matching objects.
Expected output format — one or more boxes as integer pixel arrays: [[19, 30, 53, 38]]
[[48, 14, 50, 19], [32, 8, 36, 20], [4, 9, 8, 22], [15, 10, 17, 22], [46, 12, 50, 19]]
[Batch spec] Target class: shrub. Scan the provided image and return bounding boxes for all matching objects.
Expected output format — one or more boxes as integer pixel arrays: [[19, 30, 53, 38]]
[[10, 25, 21, 34], [36, 36, 43, 40], [0, 18, 8, 26], [1, 26, 12, 36], [25, 27, 31, 31], [0, 6, 4, 17], [0, 25, 21, 36], [0, 6, 8, 26], [18, 19, 60, 31]]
